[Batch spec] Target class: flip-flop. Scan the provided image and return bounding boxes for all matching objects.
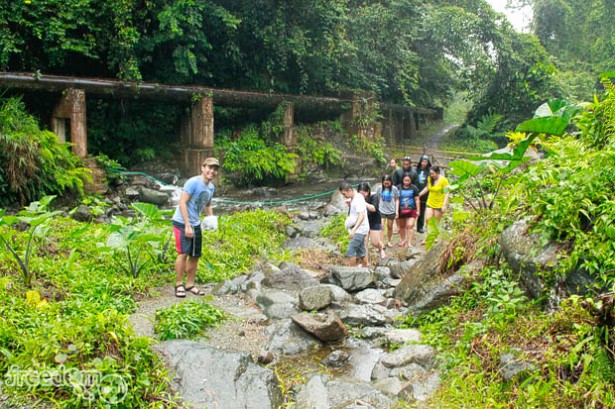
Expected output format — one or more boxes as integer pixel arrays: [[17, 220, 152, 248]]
[[175, 285, 186, 298], [185, 286, 205, 296], [397, 241, 406, 247]]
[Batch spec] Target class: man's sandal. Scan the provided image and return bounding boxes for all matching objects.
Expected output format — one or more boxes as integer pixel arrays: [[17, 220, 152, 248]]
[[175, 285, 186, 298], [185, 286, 205, 296]]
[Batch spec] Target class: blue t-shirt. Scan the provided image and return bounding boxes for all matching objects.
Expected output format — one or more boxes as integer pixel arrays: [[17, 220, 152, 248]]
[[172, 176, 215, 226], [399, 185, 419, 211]]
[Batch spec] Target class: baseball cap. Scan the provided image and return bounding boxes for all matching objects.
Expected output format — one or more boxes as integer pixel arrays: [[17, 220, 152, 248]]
[[202, 157, 220, 167]]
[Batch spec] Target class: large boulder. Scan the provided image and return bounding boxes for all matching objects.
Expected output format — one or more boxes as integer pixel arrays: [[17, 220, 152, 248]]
[[155, 340, 283, 409], [262, 264, 320, 291], [291, 311, 348, 342], [296, 375, 395, 409], [138, 186, 170, 205], [393, 240, 471, 315], [500, 218, 597, 299], [327, 266, 376, 292], [299, 285, 334, 311]]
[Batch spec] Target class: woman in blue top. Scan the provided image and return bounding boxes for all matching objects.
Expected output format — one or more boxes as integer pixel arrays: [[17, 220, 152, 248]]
[[375, 174, 399, 248], [397, 174, 421, 248]]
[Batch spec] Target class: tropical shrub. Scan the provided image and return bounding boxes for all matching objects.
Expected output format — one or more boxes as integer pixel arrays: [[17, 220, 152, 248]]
[[154, 298, 225, 340], [221, 126, 297, 186], [0, 97, 91, 206], [297, 132, 342, 171]]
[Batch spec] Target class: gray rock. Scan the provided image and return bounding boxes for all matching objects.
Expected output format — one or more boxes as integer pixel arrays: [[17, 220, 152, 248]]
[[264, 303, 301, 320], [383, 328, 422, 345], [388, 260, 418, 279], [292, 311, 348, 342], [325, 379, 394, 408], [354, 289, 386, 305], [322, 350, 351, 368], [373, 377, 404, 397], [501, 218, 597, 299], [125, 186, 140, 197], [262, 264, 320, 291], [138, 186, 170, 205], [299, 285, 334, 311], [293, 219, 326, 238], [325, 190, 347, 215], [155, 340, 283, 409], [256, 290, 298, 308], [243, 271, 265, 292], [379, 344, 437, 369], [327, 266, 375, 292], [394, 240, 473, 316], [215, 274, 248, 295], [256, 290, 300, 320], [374, 267, 392, 284], [389, 363, 428, 381], [320, 284, 353, 302], [409, 370, 442, 401], [264, 319, 321, 356], [339, 304, 388, 326], [371, 361, 392, 381], [296, 374, 329, 409]]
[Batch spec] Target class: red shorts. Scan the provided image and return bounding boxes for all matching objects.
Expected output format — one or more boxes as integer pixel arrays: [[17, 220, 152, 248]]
[[399, 209, 418, 219]]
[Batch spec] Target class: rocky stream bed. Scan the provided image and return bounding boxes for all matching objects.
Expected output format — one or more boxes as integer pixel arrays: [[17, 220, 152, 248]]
[[128, 190, 459, 409]]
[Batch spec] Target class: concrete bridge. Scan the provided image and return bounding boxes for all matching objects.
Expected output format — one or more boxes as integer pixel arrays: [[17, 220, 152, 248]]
[[0, 72, 441, 174]]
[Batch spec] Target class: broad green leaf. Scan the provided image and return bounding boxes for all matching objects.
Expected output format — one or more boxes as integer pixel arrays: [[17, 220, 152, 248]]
[[425, 217, 440, 250], [131, 202, 166, 221], [448, 160, 485, 178], [515, 117, 569, 136]]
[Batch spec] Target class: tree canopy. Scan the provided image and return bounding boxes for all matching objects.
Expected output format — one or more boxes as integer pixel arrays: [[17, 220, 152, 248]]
[[0, 0, 534, 110]]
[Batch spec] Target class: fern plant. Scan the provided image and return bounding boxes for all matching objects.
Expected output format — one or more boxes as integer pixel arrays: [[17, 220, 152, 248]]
[[222, 126, 297, 186]]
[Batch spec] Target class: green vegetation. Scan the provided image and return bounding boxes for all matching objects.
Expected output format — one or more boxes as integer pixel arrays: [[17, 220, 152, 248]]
[[320, 213, 350, 253], [154, 299, 225, 341], [219, 126, 298, 186], [0, 201, 291, 406], [399, 75, 615, 407], [0, 97, 92, 206]]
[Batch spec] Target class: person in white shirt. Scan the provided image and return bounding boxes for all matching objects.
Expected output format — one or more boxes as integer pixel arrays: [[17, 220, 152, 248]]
[[339, 181, 370, 267]]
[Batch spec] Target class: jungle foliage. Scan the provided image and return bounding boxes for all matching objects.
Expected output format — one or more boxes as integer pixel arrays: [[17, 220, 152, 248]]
[[0, 97, 92, 206], [0, 201, 291, 406], [407, 75, 615, 407], [0, 1, 549, 114]]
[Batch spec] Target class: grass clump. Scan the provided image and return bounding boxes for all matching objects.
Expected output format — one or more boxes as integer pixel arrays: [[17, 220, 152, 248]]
[[154, 298, 225, 341]]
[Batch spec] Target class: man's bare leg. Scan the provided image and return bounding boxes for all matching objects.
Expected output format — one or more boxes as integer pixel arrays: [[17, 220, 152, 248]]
[[185, 257, 199, 288], [175, 254, 188, 286]]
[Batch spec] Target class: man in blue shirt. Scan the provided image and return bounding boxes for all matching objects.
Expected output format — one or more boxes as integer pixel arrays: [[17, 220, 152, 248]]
[[171, 157, 219, 297]]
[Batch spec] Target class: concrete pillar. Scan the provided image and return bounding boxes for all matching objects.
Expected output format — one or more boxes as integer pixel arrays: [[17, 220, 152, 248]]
[[341, 91, 379, 140], [180, 96, 215, 175], [408, 110, 417, 141], [280, 103, 295, 148], [52, 88, 87, 157]]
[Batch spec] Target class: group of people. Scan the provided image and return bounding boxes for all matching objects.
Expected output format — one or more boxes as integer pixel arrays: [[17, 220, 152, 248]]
[[340, 155, 450, 267], [170, 154, 450, 297]]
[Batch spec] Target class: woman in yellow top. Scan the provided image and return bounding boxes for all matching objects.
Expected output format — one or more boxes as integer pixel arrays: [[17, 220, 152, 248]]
[[418, 166, 449, 244]]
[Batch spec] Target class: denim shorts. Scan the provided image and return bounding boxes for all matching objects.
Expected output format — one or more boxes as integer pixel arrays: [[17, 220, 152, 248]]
[[346, 233, 367, 258]]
